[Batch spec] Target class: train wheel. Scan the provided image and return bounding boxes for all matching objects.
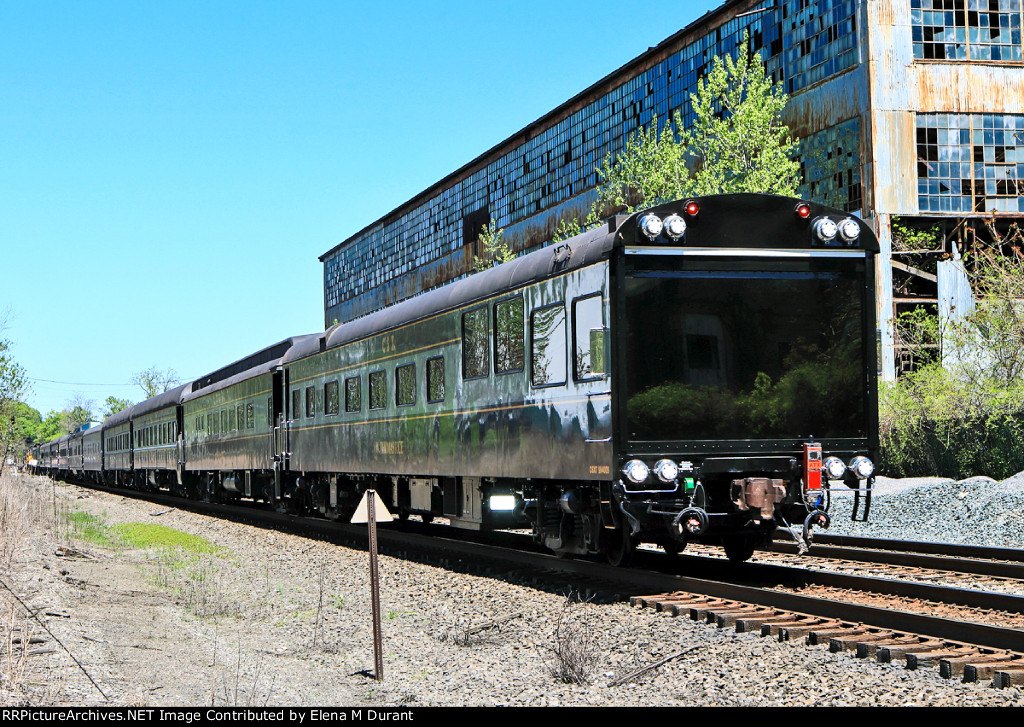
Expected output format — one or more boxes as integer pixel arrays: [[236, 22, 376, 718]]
[[722, 535, 755, 564], [605, 527, 634, 567]]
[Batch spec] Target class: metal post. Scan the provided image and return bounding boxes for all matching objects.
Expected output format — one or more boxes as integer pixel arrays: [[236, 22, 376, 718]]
[[367, 490, 384, 681]]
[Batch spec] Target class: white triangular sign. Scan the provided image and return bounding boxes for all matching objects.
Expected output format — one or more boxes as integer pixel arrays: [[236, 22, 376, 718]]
[[351, 490, 394, 524]]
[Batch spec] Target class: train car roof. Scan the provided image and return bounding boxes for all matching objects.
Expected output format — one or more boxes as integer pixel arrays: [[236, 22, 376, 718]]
[[316, 220, 616, 355], [182, 334, 320, 402], [129, 383, 192, 418]]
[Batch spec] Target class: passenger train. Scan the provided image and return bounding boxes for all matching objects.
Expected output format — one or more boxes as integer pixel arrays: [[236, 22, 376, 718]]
[[33, 194, 879, 565]]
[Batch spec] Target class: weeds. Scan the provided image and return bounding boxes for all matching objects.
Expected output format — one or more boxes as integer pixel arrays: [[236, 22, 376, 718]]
[[547, 592, 600, 685], [209, 635, 276, 707]]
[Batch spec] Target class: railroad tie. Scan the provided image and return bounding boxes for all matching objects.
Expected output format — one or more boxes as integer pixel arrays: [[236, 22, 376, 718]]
[[939, 653, 1006, 679], [856, 636, 923, 660], [905, 647, 978, 670], [763, 618, 826, 639], [829, 631, 897, 653], [734, 613, 795, 634], [804, 625, 867, 646], [993, 668, 1024, 688], [687, 600, 736, 621], [874, 639, 945, 663], [715, 607, 774, 629], [777, 620, 843, 641], [962, 657, 1023, 684]]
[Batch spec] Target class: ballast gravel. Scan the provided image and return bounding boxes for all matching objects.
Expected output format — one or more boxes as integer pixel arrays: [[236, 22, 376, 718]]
[[3, 472, 1023, 707]]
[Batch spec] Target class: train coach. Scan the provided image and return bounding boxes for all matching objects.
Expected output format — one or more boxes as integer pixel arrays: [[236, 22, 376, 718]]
[[34, 193, 880, 565]]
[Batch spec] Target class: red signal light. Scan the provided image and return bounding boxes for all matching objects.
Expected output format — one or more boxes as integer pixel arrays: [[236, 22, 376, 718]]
[[684, 200, 700, 216], [795, 203, 811, 219]]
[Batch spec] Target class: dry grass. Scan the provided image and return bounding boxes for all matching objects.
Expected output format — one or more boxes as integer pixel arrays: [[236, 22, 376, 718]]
[[547, 591, 600, 685], [0, 473, 50, 703]]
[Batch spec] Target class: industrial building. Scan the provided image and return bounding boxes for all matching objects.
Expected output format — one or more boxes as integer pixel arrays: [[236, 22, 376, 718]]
[[320, 0, 1024, 380]]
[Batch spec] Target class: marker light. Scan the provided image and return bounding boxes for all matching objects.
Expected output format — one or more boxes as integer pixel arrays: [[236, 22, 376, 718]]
[[838, 218, 860, 245], [795, 203, 812, 219], [824, 456, 847, 480], [663, 214, 687, 241], [813, 216, 838, 243], [848, 456, 875, 479], [684, 200, 700, 216], [623, 459, 650, 484], [654, 459, 680, 482], [638, 214, 663, 240]]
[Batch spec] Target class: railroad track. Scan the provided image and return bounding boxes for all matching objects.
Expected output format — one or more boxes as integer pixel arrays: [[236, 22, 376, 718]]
[[55, 477, 1024, 689]]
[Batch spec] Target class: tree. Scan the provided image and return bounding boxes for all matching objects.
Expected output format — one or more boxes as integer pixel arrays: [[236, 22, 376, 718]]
[[477, 32, 801, 257], [102, 396, 133, 419], [882, 220, 1024, 479], [473, 223, 515, 271], [0, 317, 29, 473], [62, 393, 95, 433], [590, 31, 798, 219], [685, 31, 799, 197], [131, 367, 180, 399]]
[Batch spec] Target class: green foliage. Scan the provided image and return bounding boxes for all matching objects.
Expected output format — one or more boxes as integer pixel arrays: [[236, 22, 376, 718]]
[[0, 336, 30, 469], [481, 33, 799, 254], [587, 32, 798, 226], [473, 222, 515, 272], [891, 216, 943, 253], [102, 396, 133, 419], [114, 522, 218, 553], [881, 223, 1024, 479], [685, 31, 799, 197]]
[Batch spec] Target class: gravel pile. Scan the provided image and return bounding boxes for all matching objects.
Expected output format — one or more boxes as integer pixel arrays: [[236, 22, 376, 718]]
[[828, 471, 1024, 549]]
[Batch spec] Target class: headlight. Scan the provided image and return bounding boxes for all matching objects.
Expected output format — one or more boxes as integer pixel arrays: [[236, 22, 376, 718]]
[[848, 456, 874, 479], [489, 495, 516, 511], [824, 456, 847, 480], [623, 459, 650, 484], [662, 214, 686, 241], [654, 459, 679, 482], [837, 218, 860, 245], [638, 214, 663, 240], [812, 216, 838, 243]]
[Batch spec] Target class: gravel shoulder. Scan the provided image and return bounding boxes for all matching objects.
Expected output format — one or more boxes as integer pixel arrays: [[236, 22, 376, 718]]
[[2, 473, 1023, 707]]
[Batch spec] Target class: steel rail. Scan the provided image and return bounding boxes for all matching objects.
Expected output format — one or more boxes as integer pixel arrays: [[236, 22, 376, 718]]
[[805, 533, 1024, 563], [770, 540, 1024, 580]]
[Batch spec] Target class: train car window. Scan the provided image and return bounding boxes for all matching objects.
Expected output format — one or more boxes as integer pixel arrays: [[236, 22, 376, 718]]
[[461, 306, 489, 379], [396, 364, 415, 406], [305, 386, 316, 417], [369, 371, 386, 410], [345, 377, 361, 412], [236, 405, 244, 431], [426, 356, 445, 402], [229, 406, 236, 432], [246, 402, 255, 428], [325, 381, 339, 415], [292, 390, 302, 421], [494, 297, 525, 374], [220, 410, 228, 433], [531, 303, 567, 387], [572, 294, 606, 380]]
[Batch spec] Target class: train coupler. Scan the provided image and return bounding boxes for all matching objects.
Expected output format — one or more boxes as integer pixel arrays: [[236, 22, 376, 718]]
[[673, 507, 709, 537]]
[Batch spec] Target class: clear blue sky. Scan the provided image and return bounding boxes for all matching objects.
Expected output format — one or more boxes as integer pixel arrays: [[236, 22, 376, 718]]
[[1, 0, 724, 418]]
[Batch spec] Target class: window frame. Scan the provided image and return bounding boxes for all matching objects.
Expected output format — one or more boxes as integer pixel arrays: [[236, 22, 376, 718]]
[[530, 301, 567, 389], [493, 295, 526, 376], [571, 293, 607, 383], [426, 356, 446, 403]]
